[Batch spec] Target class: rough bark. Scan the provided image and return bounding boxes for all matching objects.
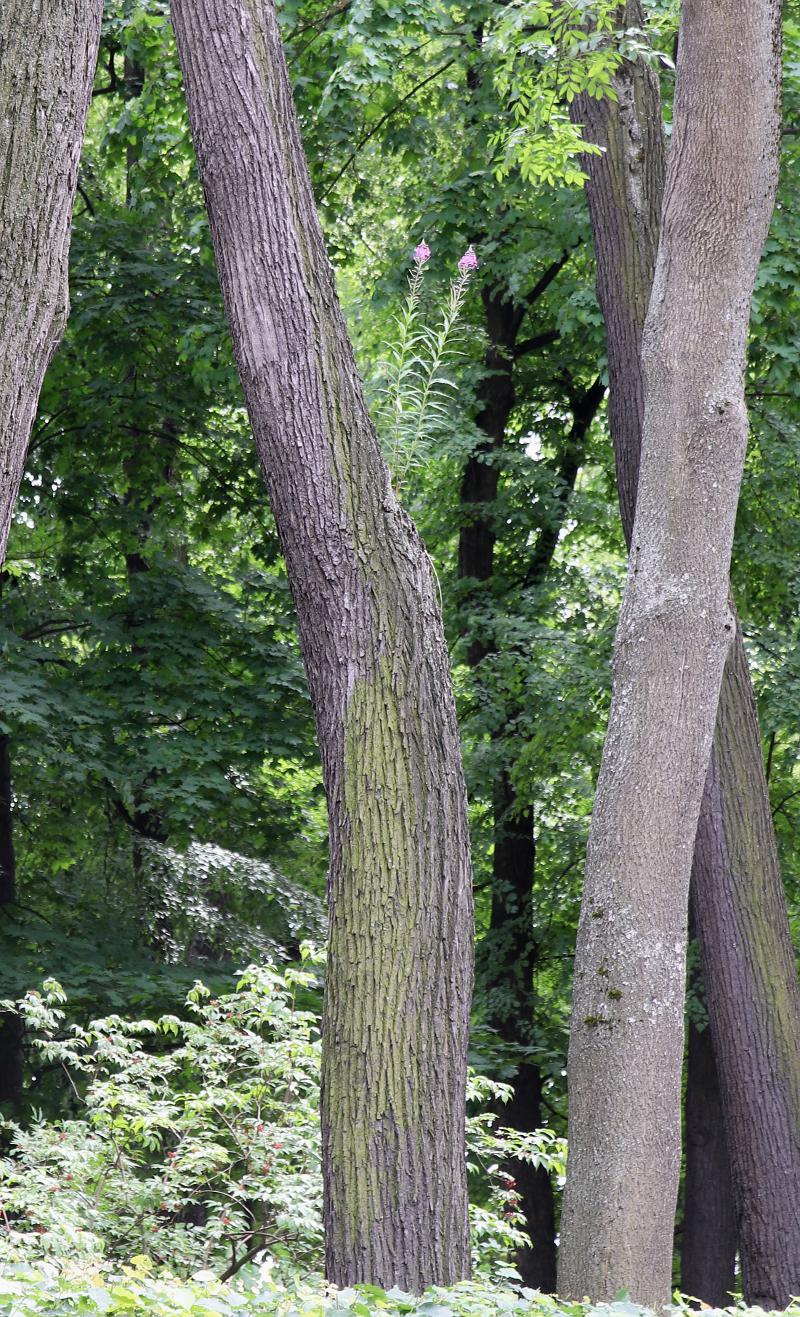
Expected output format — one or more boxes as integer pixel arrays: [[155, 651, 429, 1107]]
[[0, 0, 102, 566], [170, 0, 473, 1289], [691, 628, 800, 1307], [569, 1, 664, 542], [680, 967, 736, 1305], [570, 4, 800, 1304], [558, 0, 782, 1304]]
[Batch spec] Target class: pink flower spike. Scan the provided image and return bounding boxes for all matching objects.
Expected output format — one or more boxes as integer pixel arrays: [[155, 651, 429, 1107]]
[[458, 245, 478, 274], [414, 240, 431, 266]]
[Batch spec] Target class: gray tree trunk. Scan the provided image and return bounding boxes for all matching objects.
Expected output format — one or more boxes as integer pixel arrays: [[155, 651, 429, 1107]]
[[170, 0, 473, 1289], [568, 4, 800, 1305], [557, 0, 782, 1304], [0, 0, 102, 565]]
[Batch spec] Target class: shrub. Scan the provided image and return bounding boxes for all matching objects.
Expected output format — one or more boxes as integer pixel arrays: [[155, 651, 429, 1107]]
[[0, 957, 565, 1285]]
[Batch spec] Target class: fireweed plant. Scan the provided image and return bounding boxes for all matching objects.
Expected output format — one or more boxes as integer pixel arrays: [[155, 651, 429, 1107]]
[[376, 243, 478, 489]]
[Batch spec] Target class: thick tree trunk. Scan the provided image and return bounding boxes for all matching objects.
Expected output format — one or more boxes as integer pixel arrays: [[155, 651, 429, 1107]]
[[570, 5, 800, 1304], [170, 0, 473, 1289], [558, 0, 782, 1304], [0, 0, 102, 565], [680, 968, 737, 1304]]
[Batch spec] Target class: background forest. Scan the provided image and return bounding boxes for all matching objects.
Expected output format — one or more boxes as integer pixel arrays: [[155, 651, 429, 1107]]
[[2, 0, 800, 1313]]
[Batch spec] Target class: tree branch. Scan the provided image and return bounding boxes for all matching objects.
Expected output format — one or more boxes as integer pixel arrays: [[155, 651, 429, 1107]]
[[319, 58, 457, 200]]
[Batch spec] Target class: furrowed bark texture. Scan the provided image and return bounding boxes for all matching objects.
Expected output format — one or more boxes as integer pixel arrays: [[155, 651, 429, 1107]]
[[558, 0, 782, 1304], [691, 629, 800, 1307], [571, 5, 800, 1304], [570, 1, 664, 542], [170, 0, 473, 1289], [0, 0, 102, 566], [680, 979, 736, 1304]]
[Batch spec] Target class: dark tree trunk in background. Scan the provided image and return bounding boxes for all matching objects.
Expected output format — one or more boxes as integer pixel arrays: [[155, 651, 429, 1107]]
[[171, 0, 474, 1289], [571, 5, 800, 1303], [559, 0, 782, 1302], [458, 288, 556, 1287], [459, 279, 600, 1290], [0, 734, 23, 1112], [681, 977, 736, 1304], [0, 0, 102, 566]]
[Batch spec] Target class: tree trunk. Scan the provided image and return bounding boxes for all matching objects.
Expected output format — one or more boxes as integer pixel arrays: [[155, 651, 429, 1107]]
[[459, 285, 601, 1288], [170, 0, 473, 1289], [570, 5, 800, 1304], [691, 629, 800, 1308], [0, 0, 102, 566], [569, 1, 664, 543], [680, 967, 737, 1304], [558, 0, 782, 1304], [486, 772, 556, 1292], [0, 733, 23, 1113], [459, 287, 553, 1286]]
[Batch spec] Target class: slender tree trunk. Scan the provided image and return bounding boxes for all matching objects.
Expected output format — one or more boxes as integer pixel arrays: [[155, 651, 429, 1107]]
[[459, 285, 601, 1289], [558, 0, 782, 1303], [0, 0, 102, 566], [171, 0, 473, 1288], [569, 1, 664, 543], [570, 5, 800, 1304], [0, 733, 23, 1112], [459, 294, 557, 1289], [680, 956, 736, 1304], [486, 770, 556, 1292]]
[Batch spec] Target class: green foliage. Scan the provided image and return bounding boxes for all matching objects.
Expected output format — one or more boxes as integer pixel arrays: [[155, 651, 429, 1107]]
[[373, 249, 478, 487], [0, 963, 324, 1280], [488, 1, 621, 185], [0, 971, 565, 1286], [0, 1268, 797, 1317]]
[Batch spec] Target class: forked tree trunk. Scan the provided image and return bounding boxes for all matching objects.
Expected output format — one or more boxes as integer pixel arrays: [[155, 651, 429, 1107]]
[[569, 4, 800, 1305], [0, 0, 102, 565], [170, 0, 473, 1289], [558, 0, 782, 1304]]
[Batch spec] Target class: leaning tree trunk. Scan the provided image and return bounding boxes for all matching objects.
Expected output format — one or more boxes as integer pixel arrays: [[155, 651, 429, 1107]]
[[558, 0, 782, 1304], [170, 0, 473, 1290], [0, 0, 102, 565], [568, 3, 800, 1305], [680, 958, 737, 1305], [690, 633, 800, 1307]]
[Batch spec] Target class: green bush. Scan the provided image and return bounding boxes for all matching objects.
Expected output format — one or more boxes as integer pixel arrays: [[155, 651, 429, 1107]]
[[0, 957, 565, 1286], [0, 1268, 795, 1317]]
